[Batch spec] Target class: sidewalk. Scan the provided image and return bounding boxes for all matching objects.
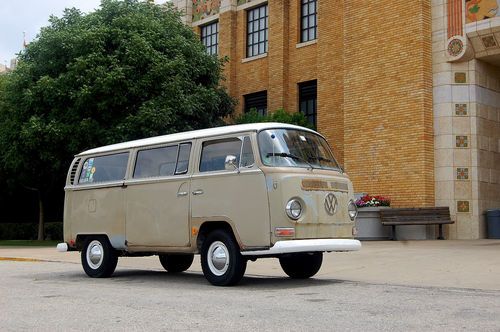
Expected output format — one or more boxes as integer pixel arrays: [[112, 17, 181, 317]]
[[1, 240, 499, 291]]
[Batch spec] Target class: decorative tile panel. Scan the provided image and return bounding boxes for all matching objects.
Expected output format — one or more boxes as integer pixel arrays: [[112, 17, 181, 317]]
[[457, 201, 470, 213], [456, 167, 469, 180], [481, 35, 498, 49], [455, 103, 468, 116], [456, 135, 469, 148], [192, 0, 221, 22], [454, 72, 467, 84]]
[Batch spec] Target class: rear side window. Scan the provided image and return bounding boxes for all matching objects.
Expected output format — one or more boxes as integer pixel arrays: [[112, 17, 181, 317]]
[[134, 143, 192, 179], [79, 153, 129, 184]]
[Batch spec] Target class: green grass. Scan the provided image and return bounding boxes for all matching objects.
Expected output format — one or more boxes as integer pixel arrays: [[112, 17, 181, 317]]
[[0, 240, 60, 247]]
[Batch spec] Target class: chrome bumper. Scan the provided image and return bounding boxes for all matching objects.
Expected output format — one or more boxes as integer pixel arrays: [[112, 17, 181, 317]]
[[241, 239, 361, 256]]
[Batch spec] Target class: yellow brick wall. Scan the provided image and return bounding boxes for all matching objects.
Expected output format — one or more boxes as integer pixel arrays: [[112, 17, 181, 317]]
[[343, 1, 434, 207], [214, 0, 434, 207]]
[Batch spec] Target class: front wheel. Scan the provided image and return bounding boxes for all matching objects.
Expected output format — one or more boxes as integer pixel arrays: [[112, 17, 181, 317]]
[[81, 236, 118, 278], [201, 230, 247, 286], [279, 252, 323, 279], [159, 254, 194, 273]]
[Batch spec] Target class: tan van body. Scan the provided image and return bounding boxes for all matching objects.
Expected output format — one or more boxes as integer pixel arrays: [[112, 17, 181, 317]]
[[60, 123, 360, 285]]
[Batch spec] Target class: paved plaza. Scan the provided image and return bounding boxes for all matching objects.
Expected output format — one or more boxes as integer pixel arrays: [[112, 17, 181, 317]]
[[1, 240, 499, 330]]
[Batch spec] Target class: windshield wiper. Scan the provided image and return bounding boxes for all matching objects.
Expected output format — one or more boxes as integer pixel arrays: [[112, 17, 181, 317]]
[[266, 152, 315, 170], [309, 156, 332, 162], [308, 156, 342, 172]]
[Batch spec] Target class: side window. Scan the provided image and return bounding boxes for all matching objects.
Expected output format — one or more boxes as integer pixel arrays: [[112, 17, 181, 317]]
[[79, 153, 129, 184], [240, 136, 255, 167], [134, 146, 178, 178], [175, 143, 191, 175], [200, 138, 242, 172]]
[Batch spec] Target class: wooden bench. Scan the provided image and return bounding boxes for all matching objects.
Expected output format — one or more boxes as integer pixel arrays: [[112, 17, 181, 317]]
[[379, 207, 454, 240]]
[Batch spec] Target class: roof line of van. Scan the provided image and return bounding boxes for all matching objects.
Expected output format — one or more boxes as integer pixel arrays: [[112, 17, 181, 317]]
[[76, 122, 317, 156]]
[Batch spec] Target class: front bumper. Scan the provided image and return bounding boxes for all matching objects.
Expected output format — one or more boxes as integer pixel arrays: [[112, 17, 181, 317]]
[[240, 239, 361, 256]]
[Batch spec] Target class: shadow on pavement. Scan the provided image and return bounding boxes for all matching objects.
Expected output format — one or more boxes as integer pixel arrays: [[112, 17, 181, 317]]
[[42, 267, 345, 290]]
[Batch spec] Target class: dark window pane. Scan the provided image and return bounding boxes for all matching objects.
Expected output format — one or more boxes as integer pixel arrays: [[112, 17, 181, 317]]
[[201, 21, 219, 55], [299, 80, 317, 130], [134, 146, 178, 178], [244, 90, 267, 116], [240, 136, 255, 167], [175, 143, 191, 174], [300, 0, 317, 43], [247, 5, 268, 57]]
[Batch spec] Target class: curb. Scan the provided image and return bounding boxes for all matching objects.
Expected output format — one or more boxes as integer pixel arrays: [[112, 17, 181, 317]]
[[0, 257, 42, 262]]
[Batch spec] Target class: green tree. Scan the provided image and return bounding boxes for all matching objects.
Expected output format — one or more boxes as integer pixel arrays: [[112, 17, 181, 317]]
[[0, 0, 234, 240], [233, 108, 314, 129]]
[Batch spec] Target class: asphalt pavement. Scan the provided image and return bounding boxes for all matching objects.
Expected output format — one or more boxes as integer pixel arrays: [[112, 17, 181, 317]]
[[1, 240, 499, 331], [1, 240, 499, 290]]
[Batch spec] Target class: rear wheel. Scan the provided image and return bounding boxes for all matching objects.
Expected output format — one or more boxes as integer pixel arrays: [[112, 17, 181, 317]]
[[81, 236, 118, 278], [159, 254, 194, 273], [201, 230, 247, 286], [279, 252, 323, 279]]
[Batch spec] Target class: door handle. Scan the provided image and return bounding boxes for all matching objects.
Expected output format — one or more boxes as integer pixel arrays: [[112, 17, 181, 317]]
[[177, 191, 188, 197], [192, 189, 204, 196]]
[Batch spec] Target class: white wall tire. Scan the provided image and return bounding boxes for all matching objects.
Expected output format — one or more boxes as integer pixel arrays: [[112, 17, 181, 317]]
[[81, 236, 118, 278], [201, 230, 246, 286]]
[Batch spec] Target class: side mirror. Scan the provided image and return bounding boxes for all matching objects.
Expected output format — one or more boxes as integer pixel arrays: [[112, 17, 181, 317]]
[[225, 155, 240, 173]]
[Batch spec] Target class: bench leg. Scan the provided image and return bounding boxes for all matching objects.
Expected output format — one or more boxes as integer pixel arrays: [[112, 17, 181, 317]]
[[438, 224, 444, 240], [391, 225, 397, 241]]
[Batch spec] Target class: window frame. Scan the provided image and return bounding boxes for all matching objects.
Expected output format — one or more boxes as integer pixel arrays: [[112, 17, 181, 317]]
[[246, 4, 269, 58], [300, 0, 317, 43], [200, 20, 219, 56]]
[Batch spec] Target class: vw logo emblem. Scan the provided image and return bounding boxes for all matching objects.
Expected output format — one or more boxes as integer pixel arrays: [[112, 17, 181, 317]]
[[324, 193, 337, 215]]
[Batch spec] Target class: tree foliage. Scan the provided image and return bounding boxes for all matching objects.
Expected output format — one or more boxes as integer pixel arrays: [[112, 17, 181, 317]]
[[233, 108, 314, 129], [0, 0, 234, 238]]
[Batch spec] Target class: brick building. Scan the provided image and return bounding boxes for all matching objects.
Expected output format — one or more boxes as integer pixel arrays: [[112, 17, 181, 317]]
[[174, 0, 500, 239]]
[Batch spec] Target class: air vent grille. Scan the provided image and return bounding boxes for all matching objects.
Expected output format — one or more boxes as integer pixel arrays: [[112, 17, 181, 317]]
[[69, 158, 81, 185]]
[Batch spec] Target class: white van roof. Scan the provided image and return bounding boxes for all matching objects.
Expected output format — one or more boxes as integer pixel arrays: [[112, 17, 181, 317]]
[[77, 122, 317, 156]]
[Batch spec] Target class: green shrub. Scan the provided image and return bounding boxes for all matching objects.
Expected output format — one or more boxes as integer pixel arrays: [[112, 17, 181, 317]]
[[233, 109, 314, 129], [0, 222, 62, 240]]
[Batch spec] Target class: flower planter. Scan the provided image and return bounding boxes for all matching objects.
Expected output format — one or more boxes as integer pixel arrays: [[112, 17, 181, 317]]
[[355, 207, 391, 240]]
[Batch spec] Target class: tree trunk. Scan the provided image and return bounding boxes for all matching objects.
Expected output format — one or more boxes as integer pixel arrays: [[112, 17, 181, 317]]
[[37, 192, 44, 241]]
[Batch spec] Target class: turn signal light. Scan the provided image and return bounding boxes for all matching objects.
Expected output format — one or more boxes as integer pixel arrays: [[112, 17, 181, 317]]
[[275, 227, 295, 237]]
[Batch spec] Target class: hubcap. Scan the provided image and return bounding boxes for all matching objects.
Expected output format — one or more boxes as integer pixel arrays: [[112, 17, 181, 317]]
[[86, 240, 104, 269], [207, 241, 229, 276]]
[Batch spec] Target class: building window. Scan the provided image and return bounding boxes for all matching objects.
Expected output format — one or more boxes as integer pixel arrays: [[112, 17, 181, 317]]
[[247, 5, 268, 57], [299, 80, 317, 129], [244, 91, 267, 116], [301, 0, 317, 42], [201, 21, 218, 55]]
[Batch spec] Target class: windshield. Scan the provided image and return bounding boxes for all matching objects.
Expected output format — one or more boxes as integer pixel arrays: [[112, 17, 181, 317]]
[[258, 129, 341, 171]]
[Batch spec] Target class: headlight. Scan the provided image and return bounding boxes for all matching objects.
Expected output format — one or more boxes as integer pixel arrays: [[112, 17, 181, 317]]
[[348, 200, 358, 221], [285, 199, 303, 220]]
